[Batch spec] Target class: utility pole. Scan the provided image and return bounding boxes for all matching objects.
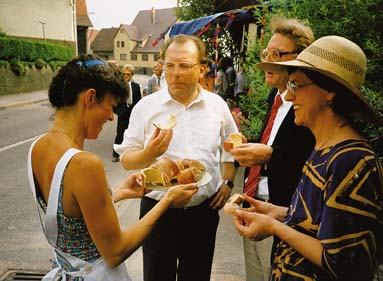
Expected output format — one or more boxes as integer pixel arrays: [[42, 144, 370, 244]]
[[38, 21, 46, 41]]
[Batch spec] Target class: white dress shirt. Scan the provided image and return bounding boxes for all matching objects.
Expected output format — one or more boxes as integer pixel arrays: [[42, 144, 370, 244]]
[[127, 82, 132, 105], [114, 87, 238, 206], [256, 90, 292, 199]]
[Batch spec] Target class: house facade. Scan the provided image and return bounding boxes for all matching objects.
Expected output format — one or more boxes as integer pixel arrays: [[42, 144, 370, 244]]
[[91, 7, 176, 75], [117, 7, 176, 74], [0, 0, 92, 55]]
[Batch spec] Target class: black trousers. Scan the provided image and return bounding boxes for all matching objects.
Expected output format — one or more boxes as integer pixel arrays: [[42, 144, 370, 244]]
[[113, 112, 130, 157], [140, 196, 220, 281]]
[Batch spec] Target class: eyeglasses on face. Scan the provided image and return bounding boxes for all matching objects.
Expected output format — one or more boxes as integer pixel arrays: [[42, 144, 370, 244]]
[[164, 61, 200, 74], [286, 80, 315, 96], [260, 48, 298, 62]]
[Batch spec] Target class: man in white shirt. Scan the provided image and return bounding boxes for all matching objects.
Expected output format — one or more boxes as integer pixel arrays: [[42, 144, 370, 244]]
[[115, 34, 238, 281]]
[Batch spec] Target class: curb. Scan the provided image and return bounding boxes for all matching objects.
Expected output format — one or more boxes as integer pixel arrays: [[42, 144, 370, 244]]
[[0, 98, 48, 110]]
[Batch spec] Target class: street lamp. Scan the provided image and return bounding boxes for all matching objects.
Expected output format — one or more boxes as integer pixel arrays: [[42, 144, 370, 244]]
[[38, 21, 46, 41]]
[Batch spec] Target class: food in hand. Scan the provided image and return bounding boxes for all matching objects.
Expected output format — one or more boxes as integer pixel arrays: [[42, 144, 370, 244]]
[[153, 114, 177, 130], [224, 193, 245, 215], [141, 157, 205, 188], [223, 133, 247, 152]]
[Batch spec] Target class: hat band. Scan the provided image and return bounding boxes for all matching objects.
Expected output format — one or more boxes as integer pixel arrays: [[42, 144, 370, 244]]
[[306, 45, 364, 76]]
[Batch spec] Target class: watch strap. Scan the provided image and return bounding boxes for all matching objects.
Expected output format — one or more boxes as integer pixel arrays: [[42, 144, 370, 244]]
[[222, 179, 234, 188]]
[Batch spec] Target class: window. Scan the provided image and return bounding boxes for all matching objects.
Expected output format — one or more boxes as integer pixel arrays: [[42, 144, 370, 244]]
[[154, 54, 160, 61], [131, 54, 137, 61], [117, 41, 120, 48], [142, 54, 148, 61], [120, 54, 127, 61], [121, 41, 125, 48]]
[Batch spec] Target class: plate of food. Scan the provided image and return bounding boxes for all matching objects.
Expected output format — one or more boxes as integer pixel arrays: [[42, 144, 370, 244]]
[[141, 157, 211, 191]]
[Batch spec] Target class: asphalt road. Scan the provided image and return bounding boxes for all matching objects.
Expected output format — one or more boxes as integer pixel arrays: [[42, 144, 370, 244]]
[[0, 79, 245, 280]]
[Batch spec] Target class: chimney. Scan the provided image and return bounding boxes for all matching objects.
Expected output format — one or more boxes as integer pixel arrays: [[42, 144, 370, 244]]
[[151, 7, 156, 24]]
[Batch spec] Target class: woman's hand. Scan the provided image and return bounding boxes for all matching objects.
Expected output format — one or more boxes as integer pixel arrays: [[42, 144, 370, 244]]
[[243, 194, 288, 221], [163, 183, 198, 208], [113, 173, 147, 203], [233, 209, 276, 241]]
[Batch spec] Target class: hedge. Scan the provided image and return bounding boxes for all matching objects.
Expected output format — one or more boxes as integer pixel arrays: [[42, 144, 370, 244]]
[[0, 36, 73, 62]]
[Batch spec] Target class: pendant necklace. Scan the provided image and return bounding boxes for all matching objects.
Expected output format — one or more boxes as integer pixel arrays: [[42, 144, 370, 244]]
[[313, 123, 347, 159], [50, 129, 82, 148]]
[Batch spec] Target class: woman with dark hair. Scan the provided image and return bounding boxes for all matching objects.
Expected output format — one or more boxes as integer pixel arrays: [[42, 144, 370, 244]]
[[233, 36, 383, 280], [27, 54, 197, 280]]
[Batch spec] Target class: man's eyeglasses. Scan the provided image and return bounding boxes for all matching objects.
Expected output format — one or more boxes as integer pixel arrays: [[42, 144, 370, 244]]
[[286, 80, 315, 96], [164, 61, 200, 74], [260, 49, 298, 62]]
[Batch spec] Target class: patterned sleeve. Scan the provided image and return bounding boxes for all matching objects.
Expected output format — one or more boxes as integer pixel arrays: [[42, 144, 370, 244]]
[[319, 145, 383, 280]]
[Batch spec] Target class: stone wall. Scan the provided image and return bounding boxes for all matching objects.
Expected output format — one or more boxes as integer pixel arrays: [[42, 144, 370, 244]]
[[0, 66, 55, 96]]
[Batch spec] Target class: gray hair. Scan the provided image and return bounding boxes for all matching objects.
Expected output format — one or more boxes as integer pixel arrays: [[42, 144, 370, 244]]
[[122, 63, 135, 74]]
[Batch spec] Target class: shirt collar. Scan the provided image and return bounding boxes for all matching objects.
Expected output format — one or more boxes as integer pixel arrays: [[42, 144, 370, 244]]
[[278, 89, 291, 105], [157, 85, 206, 106]]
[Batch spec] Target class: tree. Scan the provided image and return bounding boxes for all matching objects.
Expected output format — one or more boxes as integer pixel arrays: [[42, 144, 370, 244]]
[[176, 0, 215, 21]]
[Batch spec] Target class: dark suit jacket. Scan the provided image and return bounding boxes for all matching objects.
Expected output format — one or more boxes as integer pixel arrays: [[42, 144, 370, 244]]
[[246, 88, 315, 207], [114, 81, 141, 117]]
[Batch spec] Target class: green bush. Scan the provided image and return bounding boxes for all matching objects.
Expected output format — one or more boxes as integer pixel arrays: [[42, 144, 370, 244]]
[[48, 60, 66, 72], [35, 58, 46, 69], [0, 60, 10, 68], [10, 59, 26, 76], [0, 36, 73, 64]]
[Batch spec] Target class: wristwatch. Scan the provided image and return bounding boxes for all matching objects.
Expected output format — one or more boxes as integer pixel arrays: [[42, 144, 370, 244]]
[[222, 179, 234, 189]]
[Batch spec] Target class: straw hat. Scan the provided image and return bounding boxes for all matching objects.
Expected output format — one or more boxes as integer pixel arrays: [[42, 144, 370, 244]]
[[257, 35, 382, 122]]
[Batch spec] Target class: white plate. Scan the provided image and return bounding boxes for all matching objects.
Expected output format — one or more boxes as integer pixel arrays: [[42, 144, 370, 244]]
[[145, 171, 212, 191]]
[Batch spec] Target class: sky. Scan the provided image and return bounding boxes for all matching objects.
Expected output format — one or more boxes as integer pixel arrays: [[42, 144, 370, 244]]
[[86, 0, 178, 30]]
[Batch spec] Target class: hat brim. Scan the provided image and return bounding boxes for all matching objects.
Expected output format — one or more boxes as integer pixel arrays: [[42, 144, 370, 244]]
[[257, 60, 382, 123]]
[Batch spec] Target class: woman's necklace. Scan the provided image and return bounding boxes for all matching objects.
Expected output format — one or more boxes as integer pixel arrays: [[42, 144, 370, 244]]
[[315, 123, 347, 151], [50, 129, 82, 148]]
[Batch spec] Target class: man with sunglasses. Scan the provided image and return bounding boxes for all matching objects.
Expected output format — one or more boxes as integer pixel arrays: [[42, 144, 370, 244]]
[[115, 34, 238, 281], [229, 16, 316, 281], [112, 63, 141, 162]]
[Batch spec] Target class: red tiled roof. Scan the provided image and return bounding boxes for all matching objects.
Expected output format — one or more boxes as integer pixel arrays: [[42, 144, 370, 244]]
[[76, 0, 92, 27]]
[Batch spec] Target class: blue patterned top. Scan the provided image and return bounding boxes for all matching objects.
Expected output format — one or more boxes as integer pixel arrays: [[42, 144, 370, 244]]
[[38, 164, 101, 276], [271, 140, 383, 281]]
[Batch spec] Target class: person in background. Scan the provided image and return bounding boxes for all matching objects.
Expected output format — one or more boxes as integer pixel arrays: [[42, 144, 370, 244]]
[[227, 97, 244, 132], [234, 64, 247, 98], [112, 64, 142, 162], [147, 61, 166, 94], [27, 54, 197, 280], [228, 15, 315, 281], [215, 58, 228, 100], [199, 60, 215, 92], [235, 35, 383, 281], [224, 57, 237, 101], [115, 34, 238, 281]]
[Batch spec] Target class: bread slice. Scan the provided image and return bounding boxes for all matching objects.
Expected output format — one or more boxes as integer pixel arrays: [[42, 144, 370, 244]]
[[153, 114, 177, 130], [224, 193, 245, 215], [141, 168, 171, 187], [223, 133, 247, 152]]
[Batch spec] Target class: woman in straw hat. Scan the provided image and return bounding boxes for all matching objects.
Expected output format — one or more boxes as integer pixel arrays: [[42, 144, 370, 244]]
[[232, 36, 383, 280]]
